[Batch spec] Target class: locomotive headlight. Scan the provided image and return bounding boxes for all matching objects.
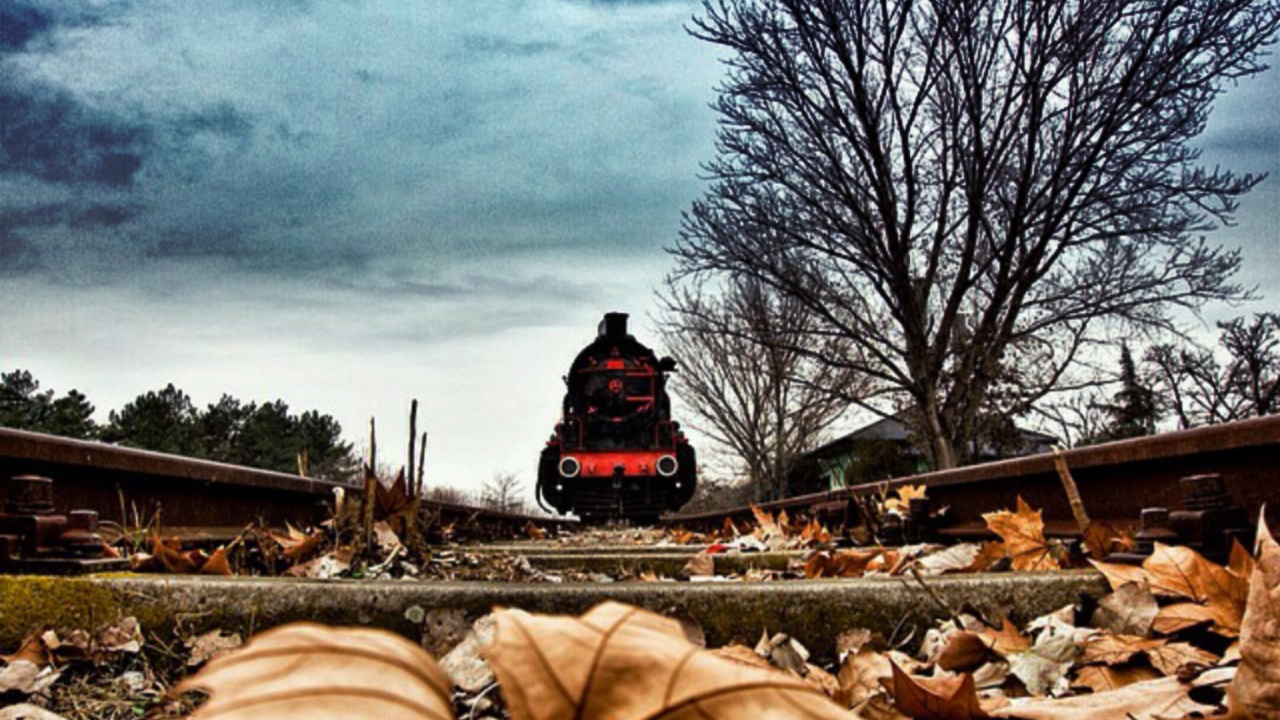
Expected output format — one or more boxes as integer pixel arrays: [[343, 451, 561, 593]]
[[656, 455, 678, 477], [559, 456, 581, 478]]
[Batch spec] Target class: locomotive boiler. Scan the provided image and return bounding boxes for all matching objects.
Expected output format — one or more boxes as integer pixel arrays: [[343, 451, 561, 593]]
[[536, 312, 696, 523]]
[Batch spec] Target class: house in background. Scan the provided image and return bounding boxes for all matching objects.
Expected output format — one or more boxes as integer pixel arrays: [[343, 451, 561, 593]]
[[804, 415, 1058, 490]]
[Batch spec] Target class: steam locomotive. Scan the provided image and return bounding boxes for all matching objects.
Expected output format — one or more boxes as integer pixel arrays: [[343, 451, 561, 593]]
[[536, 312, 696, 523]]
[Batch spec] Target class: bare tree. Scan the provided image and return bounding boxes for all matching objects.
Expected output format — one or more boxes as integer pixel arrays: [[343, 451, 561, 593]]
[[660, 275, 864, 500], [1147, 313, 1280, 427], [481, 472, 526, 514], [672, 0, 1276, 469]]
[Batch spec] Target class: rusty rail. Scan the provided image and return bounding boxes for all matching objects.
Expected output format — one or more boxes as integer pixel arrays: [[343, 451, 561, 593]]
[[667, 415, 1280, 540], [0, 428, 573, 542]]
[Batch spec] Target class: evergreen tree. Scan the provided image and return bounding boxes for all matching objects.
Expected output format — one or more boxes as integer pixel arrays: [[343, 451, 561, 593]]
[[46, 389, 98, 439], [1092, 345, 1160, 442], [103, 384, 199, 455], [0, 369, 54, 430]]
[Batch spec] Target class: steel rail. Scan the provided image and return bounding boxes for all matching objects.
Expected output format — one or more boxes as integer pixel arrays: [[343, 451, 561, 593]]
[[0, 428, 572, 536], [666, 415, 1280, 535]]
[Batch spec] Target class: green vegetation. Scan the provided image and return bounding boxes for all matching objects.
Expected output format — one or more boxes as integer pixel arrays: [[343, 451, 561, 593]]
[[0, 369, 358, 483]]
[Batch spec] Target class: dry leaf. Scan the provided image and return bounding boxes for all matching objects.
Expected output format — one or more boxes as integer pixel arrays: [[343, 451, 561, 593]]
[[484, 601, 847, 720], [1007, 632, 1075, 696], [1079, 634, 1165, 666], [524, 521, 546, 540], [1090, 581, 1158, 636], [1146, 641, 1218, 676], [1228, 514, 1280, 718], [682, 552, 715, 577], [1073, 664, 1161, 692], [934, 632, 996, 673], [979, 619, 1031, 658], [178, 622, 454, 720], [917, 544, 982, 575], [1088, 559, 1151, 592], [991, 675, 1215, 719], [1081, 521, 1131, 560], [200, 546, 233, 576], [185, 630, 243, 668], [880, 660, 989, 720], [837, 647, 892, 708], [150, 534, 197, 573], [269, 524, 325, 564], [804, 549, 879, 578], [983, 497, 1063, 571]]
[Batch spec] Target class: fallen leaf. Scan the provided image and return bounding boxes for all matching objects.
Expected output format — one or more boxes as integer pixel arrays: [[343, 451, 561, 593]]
[[96, 616, 143, 655], [1079, 634, 1165, 666], [1081, 521, 1131, 560], [682, 551, 715, 578], [484, 601, 848, 720], [200, 546, 233, 576], [983, 497, 1063, 571], [979, 619, 1031, 658], [440, 615, 496, 693], [934, 632, 996, 673], [880, 660, 989, 719], [1007, 631, 1075, 697], [1146, 641, 1218, 676], [150, 533, 197, 573], [1090, 581, 1158, 636], [1228, 513, 1280, 718], [804, 549, 879, 578], [1088, 559, 1151, 592], [178, 623, 454, 720], [917, 544, 982, 575], [269, 523, 325, 564], [525, 521, 546, 540], [185, 630, 243, 668], [0, 704, 71, 720], [991, 675, 1215, 719], [1073, 664, 1162, 692], [837, 646, 892, 708]]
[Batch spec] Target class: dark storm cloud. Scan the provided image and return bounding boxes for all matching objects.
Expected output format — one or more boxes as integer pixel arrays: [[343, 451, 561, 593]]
[[0, 0, 104, 53], [0, 70, 151, 188]]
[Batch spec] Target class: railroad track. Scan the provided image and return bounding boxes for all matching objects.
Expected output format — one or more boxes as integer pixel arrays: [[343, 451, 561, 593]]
[[667, 415, 1280, 550], [0, 428, 574, 562]]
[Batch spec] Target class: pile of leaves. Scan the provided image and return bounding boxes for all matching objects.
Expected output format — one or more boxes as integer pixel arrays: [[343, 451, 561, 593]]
[[0, 617, 242, 720], [161, 512, 1278, 718]]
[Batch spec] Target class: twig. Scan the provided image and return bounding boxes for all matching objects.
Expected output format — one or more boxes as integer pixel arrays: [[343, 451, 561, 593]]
[[905, 564, 962, 624], [1051, 446, 1091, 533]]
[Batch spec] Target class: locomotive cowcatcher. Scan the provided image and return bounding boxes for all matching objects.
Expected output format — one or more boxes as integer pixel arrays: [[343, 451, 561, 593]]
[[536, 312, 696, 522]]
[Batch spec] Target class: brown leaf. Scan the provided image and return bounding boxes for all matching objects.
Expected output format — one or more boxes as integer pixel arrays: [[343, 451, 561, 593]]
[[1152, 601, 1231, 636], [990, 675, 1215, 719], [935, 632, 996, 673], [979, 619, 1031, 659], [375, 466, 412, 520], [1088, 559, 1151, 592], [917, 543, 984, 575], [1090, 581, 1158, 636], [1144, 542, 1235, 603], [484, 601, 847, 720], [150, 533, 197, 573], [880, 661, 990, 720], [1146, 641, 1218, 677], [269, 524, 325, 565], [804, 549, 879, 578], [185, 630, 243, 668], [1228, 514, 1280, 718], [1079, 634, 1165, 666], [837, 646, 892, 709], [524, 521, 546, 540], [1073, 664, 1161, 693], [1081, 521, 1128, 560], [199, 546, 233, 576], [983, 497, 1063, 571], [682, 552, 715, 578], [178, 623, 454, 720]]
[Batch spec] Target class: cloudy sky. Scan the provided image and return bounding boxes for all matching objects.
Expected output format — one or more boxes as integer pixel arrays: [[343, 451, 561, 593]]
[[2, 0, 1278, 502]]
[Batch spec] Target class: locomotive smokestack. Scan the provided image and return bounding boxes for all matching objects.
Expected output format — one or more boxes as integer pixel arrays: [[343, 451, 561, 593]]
[[599, 312, 629, 338]]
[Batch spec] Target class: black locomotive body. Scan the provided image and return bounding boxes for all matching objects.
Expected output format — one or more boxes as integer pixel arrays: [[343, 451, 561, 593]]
[[536, 312, 696, 522]]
